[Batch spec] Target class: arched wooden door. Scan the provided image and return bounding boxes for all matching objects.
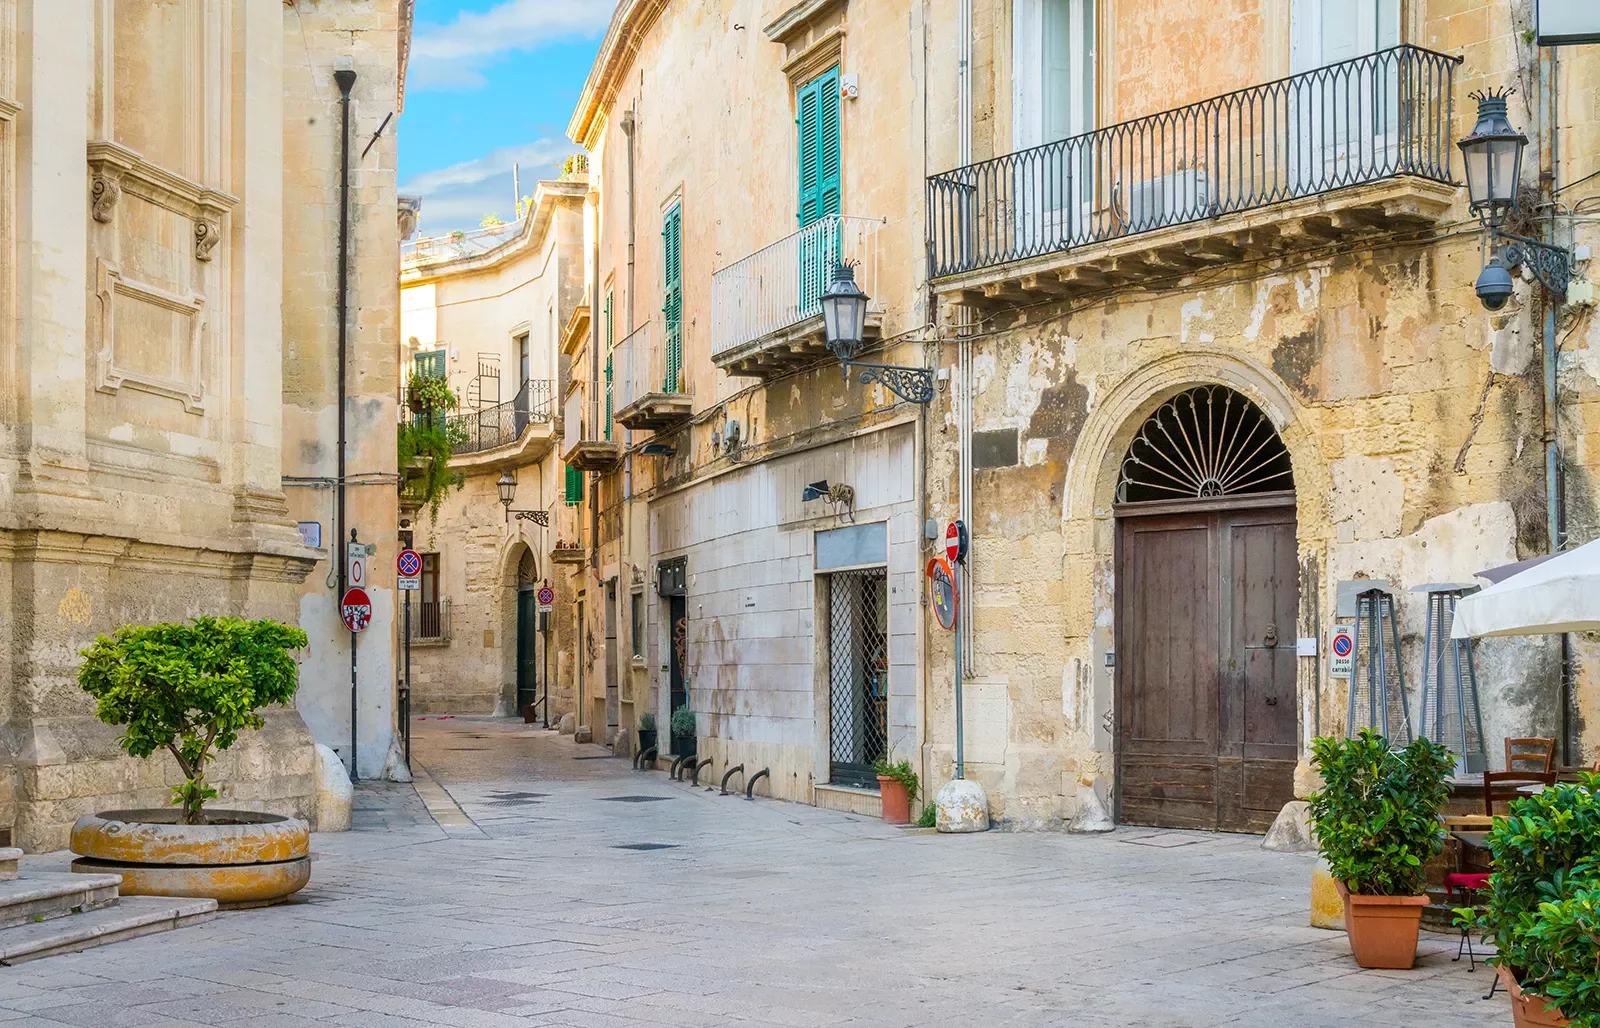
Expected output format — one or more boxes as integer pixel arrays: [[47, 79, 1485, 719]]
[[515, 550, 539, 715], [1113, 387, 1299, 834]]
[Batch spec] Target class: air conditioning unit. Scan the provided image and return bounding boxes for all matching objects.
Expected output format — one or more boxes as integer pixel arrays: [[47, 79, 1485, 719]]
[[1125, 169, 1211, 233]]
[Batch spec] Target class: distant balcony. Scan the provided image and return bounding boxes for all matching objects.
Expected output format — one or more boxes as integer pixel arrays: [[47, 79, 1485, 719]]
[[711, 215, 885, 379], [446, 379, 555, 461], [613, 321, 692, 431], [562, 389, 621, 471], [927, 45, 1461, 304], [401, 221, 521, 267]]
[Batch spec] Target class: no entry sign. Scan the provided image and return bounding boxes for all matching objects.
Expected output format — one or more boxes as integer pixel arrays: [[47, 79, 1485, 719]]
[[341, 587, 373, 633], [927, 558, 957, 631], [945, 520, 968, 565]]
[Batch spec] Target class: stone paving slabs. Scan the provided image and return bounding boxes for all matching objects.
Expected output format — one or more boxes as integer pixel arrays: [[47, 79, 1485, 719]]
[[3, 715, 1506, 1027]]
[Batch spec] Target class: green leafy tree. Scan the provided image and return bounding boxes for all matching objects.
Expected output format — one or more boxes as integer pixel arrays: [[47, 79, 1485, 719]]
[[77, 618, 309, 824], [1307, 729, 1455, 896]]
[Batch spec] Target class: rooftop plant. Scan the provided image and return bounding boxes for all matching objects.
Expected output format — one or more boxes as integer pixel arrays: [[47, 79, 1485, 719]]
[[1307, 729, 1455, 896], [77, 617, 308, 824]]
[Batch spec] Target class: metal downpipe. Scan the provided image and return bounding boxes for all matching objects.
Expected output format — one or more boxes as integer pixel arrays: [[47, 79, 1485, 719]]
[[334, 63, 357, 781]]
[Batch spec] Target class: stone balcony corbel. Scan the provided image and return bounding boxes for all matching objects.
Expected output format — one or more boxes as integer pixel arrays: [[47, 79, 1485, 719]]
[[86, 140, 238, 259]]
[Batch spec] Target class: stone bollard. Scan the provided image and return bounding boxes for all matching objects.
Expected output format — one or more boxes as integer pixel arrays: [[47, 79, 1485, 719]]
[[935, 779, 989, 833], [313, 744, 353, 832]]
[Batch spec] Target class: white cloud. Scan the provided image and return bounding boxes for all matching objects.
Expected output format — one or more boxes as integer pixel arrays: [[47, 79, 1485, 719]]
[[402, 139, 580, 234], [410, 0, 615, 91]]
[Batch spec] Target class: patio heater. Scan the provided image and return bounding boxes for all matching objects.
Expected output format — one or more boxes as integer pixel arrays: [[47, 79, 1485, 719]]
[[1347, 587, 1413, 745], [1413, 583, 1487, 776]]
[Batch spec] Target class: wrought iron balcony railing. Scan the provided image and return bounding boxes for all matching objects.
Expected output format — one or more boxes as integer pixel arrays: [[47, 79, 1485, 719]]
[[404, 597, 451, 643], [446, 378, 553, 456], [712, 214, 884, 359], [927, 45, 1460, 279], [402, 220, 523, 264]]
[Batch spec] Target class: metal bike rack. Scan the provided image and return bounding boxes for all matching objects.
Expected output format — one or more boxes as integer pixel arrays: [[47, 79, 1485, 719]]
[[689, 757, 714, 786], [719, 764, 745, 796], [669, 753, 691, 780], [633, 747, 657, 771], [744, 767, 770, 800]]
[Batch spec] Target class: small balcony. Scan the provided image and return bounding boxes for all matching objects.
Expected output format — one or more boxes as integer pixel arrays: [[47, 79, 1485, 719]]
[[711, 214, 885, 379], [927, 45, 1461, 305], [446, 379, 556, 464], [561, 388, 622, 471], [403, 597, 451, 646], [613, 321, 692, 431]]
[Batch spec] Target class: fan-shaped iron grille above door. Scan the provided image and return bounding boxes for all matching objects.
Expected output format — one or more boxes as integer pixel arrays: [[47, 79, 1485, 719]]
[[1116, 386, 1293, 504]]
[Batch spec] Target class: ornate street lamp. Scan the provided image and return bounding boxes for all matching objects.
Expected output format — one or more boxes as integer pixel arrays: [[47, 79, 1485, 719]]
[[820, 262, 933, 404], [1459, 89, 1571, 309], [496, 470, 549, 527]]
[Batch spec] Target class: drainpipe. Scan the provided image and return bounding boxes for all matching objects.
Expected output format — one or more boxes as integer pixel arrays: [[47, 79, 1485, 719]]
[[621, 108, 637, 728], [590, 191, 601, 573], [334, 60, 358, 780]]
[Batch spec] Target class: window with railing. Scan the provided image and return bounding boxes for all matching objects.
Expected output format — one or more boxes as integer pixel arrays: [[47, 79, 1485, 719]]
[[405, 596, 451, 643], [445, 378, 554, 456], [927, 44, 1460, 278]]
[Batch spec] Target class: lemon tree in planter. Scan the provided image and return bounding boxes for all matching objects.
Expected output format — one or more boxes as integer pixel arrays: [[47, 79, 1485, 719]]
[[72, 617, 315, 905]]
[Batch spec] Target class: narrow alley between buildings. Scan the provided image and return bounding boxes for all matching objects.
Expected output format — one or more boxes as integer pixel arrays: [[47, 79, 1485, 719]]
[[6, 717, 1497, 1028]]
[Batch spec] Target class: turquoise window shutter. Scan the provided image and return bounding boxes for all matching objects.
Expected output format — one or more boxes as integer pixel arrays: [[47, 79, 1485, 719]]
[[797, 66, 841, 228], [662, 205, 682, 393]]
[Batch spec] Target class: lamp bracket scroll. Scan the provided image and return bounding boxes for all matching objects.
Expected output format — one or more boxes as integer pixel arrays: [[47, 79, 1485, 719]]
[[1496, 230, 1573, 298], [845, 361, 935, 405]]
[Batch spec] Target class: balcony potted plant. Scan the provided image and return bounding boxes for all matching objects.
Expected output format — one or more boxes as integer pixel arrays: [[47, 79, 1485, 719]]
[[69, 617, 314, 906], [636, 713, 658, 757], [1307, 729, 1455, 969], [670, 705, 696, 759], [873, 758, 917, 826], [1462, 775, 1600, 1027]]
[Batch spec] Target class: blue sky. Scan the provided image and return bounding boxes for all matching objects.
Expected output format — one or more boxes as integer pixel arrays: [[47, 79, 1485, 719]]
[[400, 0, 614, 235]]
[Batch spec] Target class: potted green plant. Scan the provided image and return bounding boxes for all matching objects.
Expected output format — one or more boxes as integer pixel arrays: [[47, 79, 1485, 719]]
[[1462, 775, 1600, 1027], [637, 712, 658, 757], [1307, 729, 1455, 969], [873, 758, 918, 825], [69, 617, 315, 906], [670, 706, 696, 758]]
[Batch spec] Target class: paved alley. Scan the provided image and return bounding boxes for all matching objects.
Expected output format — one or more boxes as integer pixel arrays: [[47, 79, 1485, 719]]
[[3, 717, 1502, 1028]]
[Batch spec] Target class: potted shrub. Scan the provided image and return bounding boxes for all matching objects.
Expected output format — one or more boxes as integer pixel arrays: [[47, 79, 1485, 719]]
[[1307, 729, 1455, 969], [1463, 775, 1600, 1027], [637, 713, 658, 757], [69, 617, 315, 906], [670, 705, 696, 758], [873, 758, 918, 825]]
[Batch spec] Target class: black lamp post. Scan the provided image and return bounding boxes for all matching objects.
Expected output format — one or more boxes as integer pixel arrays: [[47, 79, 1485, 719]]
[[497, 470, 549, 527], [1459, 89, 1571, 308], [820, 262, 934, 404]]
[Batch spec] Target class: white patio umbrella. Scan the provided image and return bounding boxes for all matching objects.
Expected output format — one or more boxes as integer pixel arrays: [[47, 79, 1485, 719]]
[[1453, 538, 1600, 639]]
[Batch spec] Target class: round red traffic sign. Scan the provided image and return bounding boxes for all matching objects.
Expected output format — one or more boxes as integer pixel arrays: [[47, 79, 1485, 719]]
[[341, 587, 373, 633], [536, 586, 555, 607], [397, 548, 421, 578], [945, 523, 960, 564]]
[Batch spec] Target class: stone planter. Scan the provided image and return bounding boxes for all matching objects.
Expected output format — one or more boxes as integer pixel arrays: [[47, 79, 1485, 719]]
[[1499, 966, 1570, 1028], [877, 776, 911, 824], [1335, 880, 1428, 969], [70, 809, 310, 908]]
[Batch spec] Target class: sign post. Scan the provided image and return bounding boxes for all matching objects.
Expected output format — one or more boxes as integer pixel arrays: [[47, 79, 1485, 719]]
[[943, 519, 969, 779], [397, 548, 421, 769], [342, 531, 375, 780]]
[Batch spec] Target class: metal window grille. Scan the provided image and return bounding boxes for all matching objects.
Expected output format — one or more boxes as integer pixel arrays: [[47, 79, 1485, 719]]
[[405, 597, 451, 643], [828, 568, 889, 789]]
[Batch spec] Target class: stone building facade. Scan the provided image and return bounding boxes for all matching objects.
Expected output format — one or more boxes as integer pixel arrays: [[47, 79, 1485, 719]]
[[0, 0, 410, 850], [398, 177, 587, 720]]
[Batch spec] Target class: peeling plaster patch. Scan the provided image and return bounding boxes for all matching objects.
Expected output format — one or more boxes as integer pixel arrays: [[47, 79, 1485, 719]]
[[1022, 437, 1050, 466], [1180, 297, 1213, 344], [1244, 276, 1291, 342], [1572, 309, 1600, 387], [107, 423, 134, 443], [1487, 311, 1533, 375], [972, 352, 998, 397], [1295, 264, 1329, 310], [1329, 455, 1404, 542]]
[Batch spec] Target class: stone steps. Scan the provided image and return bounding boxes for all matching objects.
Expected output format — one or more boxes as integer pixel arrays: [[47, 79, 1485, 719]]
[[0, 867, 218, 965], [0, 894, 216, 964]]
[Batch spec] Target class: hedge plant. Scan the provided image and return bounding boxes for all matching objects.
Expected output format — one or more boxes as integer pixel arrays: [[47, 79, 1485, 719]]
[[1462, 775, 1600, 1023], [1306, 729, 1455, 896], [78, 617, 308, 824], [670, 706, 696, 737]]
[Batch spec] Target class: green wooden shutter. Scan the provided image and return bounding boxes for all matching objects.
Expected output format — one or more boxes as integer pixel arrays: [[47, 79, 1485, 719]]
[[603, 291, 614, 440], [662, 204, 682, 393], [413, 350, 446, 378], [564, 464, 583, 506], [796, 66, 841, 228]]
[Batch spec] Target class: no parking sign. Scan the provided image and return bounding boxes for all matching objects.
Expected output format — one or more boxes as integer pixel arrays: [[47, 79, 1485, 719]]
[[1328, 624, 1354, 680]]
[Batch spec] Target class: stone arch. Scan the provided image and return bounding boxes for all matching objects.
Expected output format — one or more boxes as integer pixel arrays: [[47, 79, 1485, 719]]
[[497, 540, 538, 715]]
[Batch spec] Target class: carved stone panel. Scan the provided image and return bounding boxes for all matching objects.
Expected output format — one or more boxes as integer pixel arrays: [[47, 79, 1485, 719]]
[[94, 259, 207, 414]]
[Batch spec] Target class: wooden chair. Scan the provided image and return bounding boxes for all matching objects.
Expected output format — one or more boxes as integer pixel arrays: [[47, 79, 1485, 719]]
[[1505, 737, 1557, 774], [1483, 770, 1556, 816], [1442, 815, 1495, 971]]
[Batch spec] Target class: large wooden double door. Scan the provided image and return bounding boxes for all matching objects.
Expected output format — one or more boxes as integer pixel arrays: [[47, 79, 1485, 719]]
[[1115, 504, 1299, 834]]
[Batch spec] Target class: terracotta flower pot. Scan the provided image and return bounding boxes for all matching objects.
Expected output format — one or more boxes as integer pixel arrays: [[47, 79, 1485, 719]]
[[1335, 880, 1428, 969], [70, 809, 310, 908], [878, 776, 911, 825], [1499, 966, 1571, 1028]]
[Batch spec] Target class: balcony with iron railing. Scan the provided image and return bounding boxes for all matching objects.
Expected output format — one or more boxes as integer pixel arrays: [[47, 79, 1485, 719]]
[[561, 387, 622, 471], [401, 220, 524, 267], [612, 321, 692, 431], [711, 214, 885, 379], [403, 597, 451, 645], [446, 378, 556, 463], [927, 45, 1462, 305]]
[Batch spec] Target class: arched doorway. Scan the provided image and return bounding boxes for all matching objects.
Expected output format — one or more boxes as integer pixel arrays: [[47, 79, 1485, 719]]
[[515, 549, 540, 717], [1113, 386, 1298, 834]]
